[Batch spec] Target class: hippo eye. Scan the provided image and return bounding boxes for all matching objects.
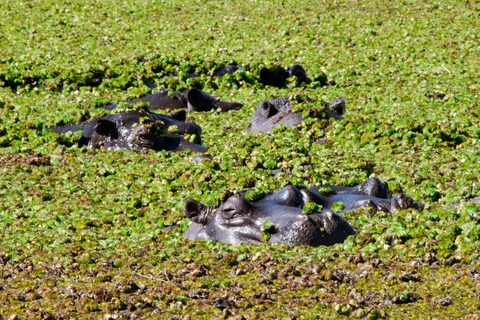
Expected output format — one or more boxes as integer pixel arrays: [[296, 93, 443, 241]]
[[221, 208, 237, 220]]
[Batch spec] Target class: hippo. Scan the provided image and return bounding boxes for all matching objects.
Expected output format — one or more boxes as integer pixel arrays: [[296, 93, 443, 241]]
[[184, 177, 423, 246], [102, 88, 243, 113], [259, 64, 310, 88], [248, 96, 346, 133], [184, 190, 356, 247], [170, 63, 242, 80], [250, 177, 423, 214], [52, 109, 208, 153], [445, 197, 480, 209], [213, 64, 242, 77], [247, 177, 391, 204]]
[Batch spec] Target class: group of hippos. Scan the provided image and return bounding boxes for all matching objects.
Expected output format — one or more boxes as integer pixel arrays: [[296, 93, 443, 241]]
[[53, 64, 346, 152], [53, 64, 424, 247]]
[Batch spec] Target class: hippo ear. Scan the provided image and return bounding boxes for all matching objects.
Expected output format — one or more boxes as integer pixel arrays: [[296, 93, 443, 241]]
[[258, 67, 273, 85], [187, 89, 211, 111], [260, 101, 278, 118], [95, 120, 118, 139], [185, 199, 211, 225], [289, 65, 306, 77], [358, 177, 390, 199], [288, 65, 309, 84], [169, 109, 187, 122], [327, 97, 346, 115]]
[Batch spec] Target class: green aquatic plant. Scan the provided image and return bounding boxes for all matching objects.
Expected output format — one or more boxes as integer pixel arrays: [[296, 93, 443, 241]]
[[1, 0, 480, 318], [332, 201, 345, 213], [302, 202, 324, 215], [244, 188, 265, 202], [261, 220, 276, 242], [317, 186, 332, 193]]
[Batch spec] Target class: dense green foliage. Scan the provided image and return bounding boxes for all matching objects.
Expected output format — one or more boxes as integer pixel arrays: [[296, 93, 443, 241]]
[[1, 0, 480, 318]]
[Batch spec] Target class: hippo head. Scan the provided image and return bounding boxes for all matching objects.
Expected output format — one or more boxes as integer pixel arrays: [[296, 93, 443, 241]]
[[304, 177, 424, 215], [87, 111, 163, 151], [185, 88, 243, 112], [248, 97, 304, 133], [312, 177, 390, 199], [248, 96, 346, 133], [183, 186, 356, 247], [102, 88, 243, 113], [86, 110, 207, 153], [258, 64, 310, 88]]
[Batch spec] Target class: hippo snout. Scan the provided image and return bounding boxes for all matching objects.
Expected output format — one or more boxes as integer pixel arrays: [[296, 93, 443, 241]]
[[268, 210, 355, 247]]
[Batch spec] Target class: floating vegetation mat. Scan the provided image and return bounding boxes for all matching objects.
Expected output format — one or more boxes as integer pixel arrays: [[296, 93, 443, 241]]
[[1, 0, 480, 318]]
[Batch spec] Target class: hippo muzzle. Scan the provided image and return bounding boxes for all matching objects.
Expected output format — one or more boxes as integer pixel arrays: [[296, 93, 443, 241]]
[[267, 209, 356, 247]]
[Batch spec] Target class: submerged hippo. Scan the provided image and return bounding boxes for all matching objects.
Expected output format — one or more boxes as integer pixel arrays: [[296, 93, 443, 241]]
[[184, 178, 423, 246], [259, 64, 310, 88], [171, 63, 242, 80], [248, 96, 346, 133], [184, 191, 356, 247], [213, 64, 242, 77], [102, 88, 243, 113], [444, 197, 480, 209], [52, 109, 208, 153]]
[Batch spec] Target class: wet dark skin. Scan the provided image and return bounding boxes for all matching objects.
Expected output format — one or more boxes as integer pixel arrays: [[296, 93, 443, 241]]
[[184, 178, 423, 246], [52, 109, 208, 153], [248, 96, 346, 133], [258, 64, 311, 88], [102, 88, 243, 112]]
